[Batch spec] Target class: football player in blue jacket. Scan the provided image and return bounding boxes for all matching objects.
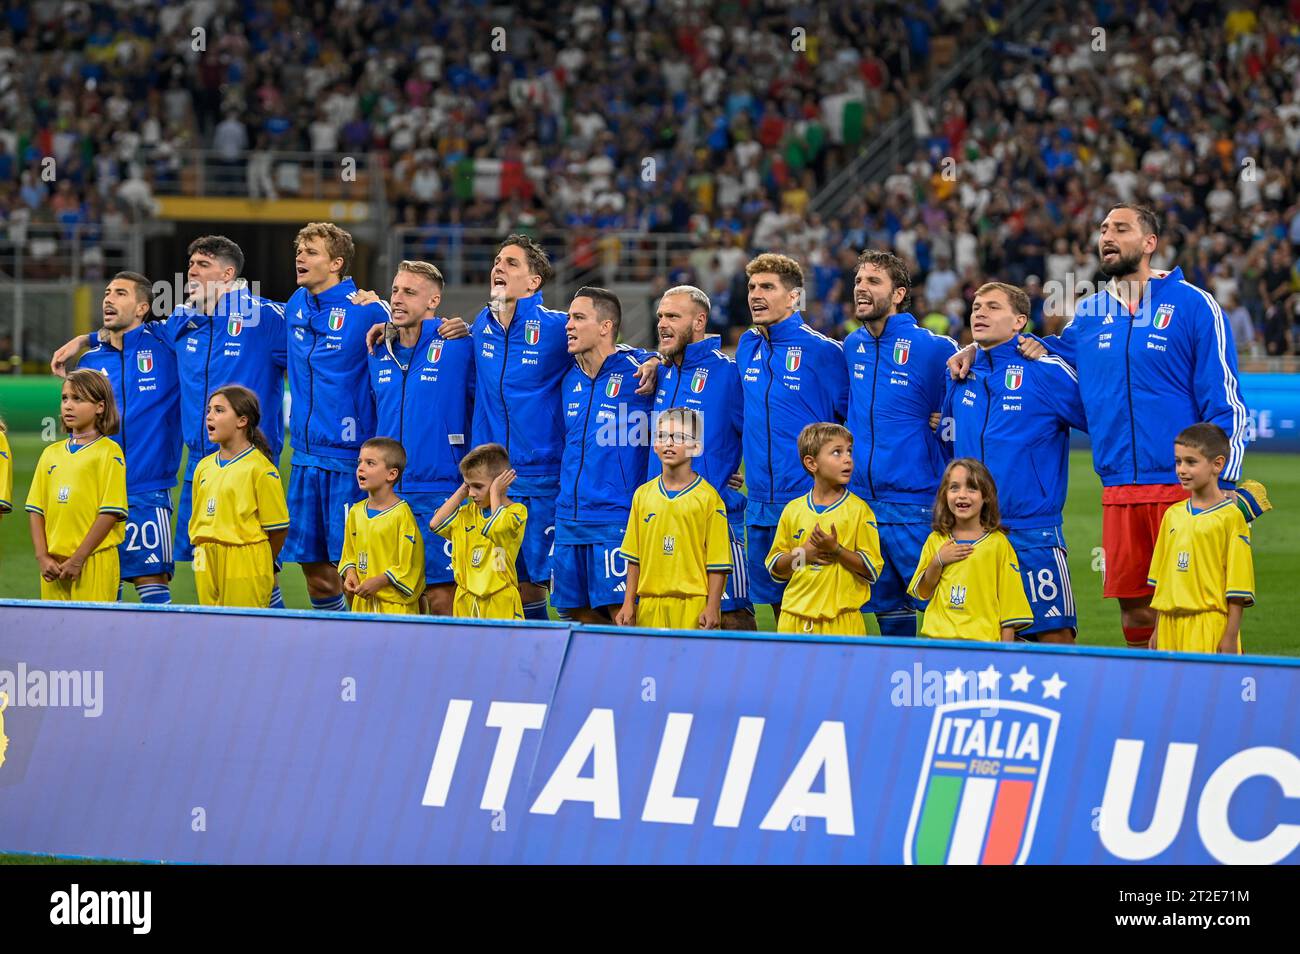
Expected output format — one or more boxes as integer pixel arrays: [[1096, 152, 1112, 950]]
[[949, 204, 1252, 648], [650, 285, 753, 629], [368, 261, 474, 615], [735, 253, 848, 622], [844, 251, 957, 637], [282, 222, 391, 612], [74, 272, 182, 605], [942, 282, 1088, 643], [553, 287, 656, 621]]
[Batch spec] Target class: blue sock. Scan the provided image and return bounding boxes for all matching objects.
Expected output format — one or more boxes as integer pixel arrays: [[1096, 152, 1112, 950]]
[[311, 594, 348, 613], [522, 599, 550, 621], [116, 583, 124, 601], [268, 585, 285, 609], [136, 583, 171, 605], [877, 610, 917, 637]]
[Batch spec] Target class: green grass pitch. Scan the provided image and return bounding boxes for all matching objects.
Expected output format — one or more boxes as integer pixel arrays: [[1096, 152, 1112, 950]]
[[1, 433, 1295, 655]]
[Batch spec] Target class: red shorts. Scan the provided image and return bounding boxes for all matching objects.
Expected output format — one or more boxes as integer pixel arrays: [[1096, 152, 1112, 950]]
[[1101, 484, 1189, 600]]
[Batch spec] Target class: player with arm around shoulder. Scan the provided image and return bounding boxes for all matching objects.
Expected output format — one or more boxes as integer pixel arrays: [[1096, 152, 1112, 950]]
[[616, 407, 731, 631], [189, 386, 289, 608], [765, 423, 883, 636], [909, 458, 1033, 642], [339, 438, 425, 615]]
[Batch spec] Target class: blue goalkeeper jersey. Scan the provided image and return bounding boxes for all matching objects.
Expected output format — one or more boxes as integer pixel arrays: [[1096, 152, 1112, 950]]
[[648, 335, 746, 522], [844, 312, 956, 507], [285, 277, 387, 463], [76, 321, 182, 495], [1042, 267, 1247, 486], [942, 338, 1088, 530]]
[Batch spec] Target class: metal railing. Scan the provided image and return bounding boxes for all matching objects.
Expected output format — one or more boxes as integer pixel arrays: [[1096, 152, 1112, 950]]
[[810, 0, 1054, 219], [154, 149, 387, 206], [0, 224, 143, 284]]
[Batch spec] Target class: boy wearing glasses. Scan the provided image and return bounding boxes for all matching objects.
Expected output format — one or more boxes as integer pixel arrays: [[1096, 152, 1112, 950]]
[[615, 407, 732, 630]]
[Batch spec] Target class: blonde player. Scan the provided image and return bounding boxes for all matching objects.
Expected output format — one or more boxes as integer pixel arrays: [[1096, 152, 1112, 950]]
[[615, 407, 731, 630], [189, 386, 289, 607], [1148, 423, 1255, 654], [25, 369, 128, 601], [765, 423, 883, 635], [340, 437, 425, 614], [430, 443, 528, 619], [909, 458, 1033, 641]]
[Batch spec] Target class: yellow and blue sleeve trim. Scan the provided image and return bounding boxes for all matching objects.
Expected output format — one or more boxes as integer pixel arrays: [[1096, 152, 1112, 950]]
[[262, 520, 290, 530], [25, 503, 44, 514], [99, 505, 128, 517], [338, 562, 357, 576], [766, 551, 788, 582], [1226, 589, 1255, 605], [855, 550, 879, 583], [432, 509, 459, 534], [386, 570, 414, 596], [705, 562, 732, 572], [1002, 616, 1034, 630], [1145, 576, 1158, 587]]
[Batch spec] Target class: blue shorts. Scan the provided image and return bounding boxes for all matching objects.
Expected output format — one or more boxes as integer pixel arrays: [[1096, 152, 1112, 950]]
[[551, 525, 626, 612], [281, 464, 365, 565], [119, 489, 174, 580], [404, 492, 455, 586], [1007, 526, 1077, 637], [514, 493, 556, 587], [863, 518, 931, 616], [721, 520, 752, 614], [746, 523, 785, 607]]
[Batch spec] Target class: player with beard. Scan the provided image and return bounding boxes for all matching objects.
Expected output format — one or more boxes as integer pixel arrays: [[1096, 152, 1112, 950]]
[[843, 251, 956, 637], [948, 203, 1252, 648], [650, 285, 753, 629]]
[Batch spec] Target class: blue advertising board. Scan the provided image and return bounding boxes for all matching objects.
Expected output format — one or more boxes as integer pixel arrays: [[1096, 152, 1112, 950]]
[[0, 601, 1296, 864]]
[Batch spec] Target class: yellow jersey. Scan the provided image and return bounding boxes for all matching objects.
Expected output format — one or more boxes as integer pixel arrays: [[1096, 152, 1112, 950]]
[[189, 446, 290, 546], [25, 436, 127, 557], [909, 530, 1033, 641], [765, 489, 883, 621], [621, 475, 732, 598], [0, 429, 12, 513], [1148, 497, 1255, 615], [433, 500, 528, 598], [340, 499, 425, 606]]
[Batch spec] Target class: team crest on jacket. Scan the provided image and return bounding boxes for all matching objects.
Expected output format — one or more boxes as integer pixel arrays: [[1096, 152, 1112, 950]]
[[524, 320, 541, 345], [1005, 366, 1024, 391], [893, 339, 911, 364], [606, 374, 623, 398], [785, 348, 802, 372], [136, 351, 153, 374], [690, 368, 708, 393], [227, 316, 243, 337], [427, 340, 443, 364], [1153, 303, 1174, 330], [905, 698, 1059, 865], [328, 308, 346, 331]]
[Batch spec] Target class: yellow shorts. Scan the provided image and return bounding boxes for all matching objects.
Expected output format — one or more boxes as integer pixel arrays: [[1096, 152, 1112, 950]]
[[635, 595, 707, 630], [453, 586, 523, 621], [777, 607, 867, 636], [40, 548, 119, 602], [193, 540, 274, 608], [350, 594, 420, 615], [1158, 611, 1241, 654]]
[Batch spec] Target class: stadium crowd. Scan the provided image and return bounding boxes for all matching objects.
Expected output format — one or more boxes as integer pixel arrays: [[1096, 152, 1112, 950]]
[[3, 1, 1297, 354]]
